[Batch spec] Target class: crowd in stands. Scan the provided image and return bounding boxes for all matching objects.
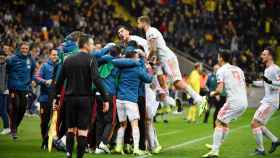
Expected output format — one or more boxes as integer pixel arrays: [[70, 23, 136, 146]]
[[119, 0, 280, 82], [1, 0, 279, 83], [0, 0, 129, 62]]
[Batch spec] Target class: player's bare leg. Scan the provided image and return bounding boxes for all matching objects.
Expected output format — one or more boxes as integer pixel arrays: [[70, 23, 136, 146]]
[[131, 120, 148, 156], [251, 119, 280, 155], [174, 80, 208, 116], [202, 120, 229, 157], [147, 119, 162, 154], [115, 121, 127, 154]]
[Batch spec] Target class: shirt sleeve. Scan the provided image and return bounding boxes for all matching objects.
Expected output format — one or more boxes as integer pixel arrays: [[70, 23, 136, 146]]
[[216, 69, 224, 83], [139, 67, 153, 83], [90, 46, 112, 59], [112, 58, 140, 68], [35, 64, 47, 85], [31, 58, 37, 81], [55, 61, 66, 96], [146, 30, 158, 41]]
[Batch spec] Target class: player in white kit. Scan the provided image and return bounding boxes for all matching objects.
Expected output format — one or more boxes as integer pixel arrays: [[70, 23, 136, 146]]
[[202, 51, 248, 158], [137, 16, 208, 115], [117, 25, 149, 55], [251, 47, 280, 156]]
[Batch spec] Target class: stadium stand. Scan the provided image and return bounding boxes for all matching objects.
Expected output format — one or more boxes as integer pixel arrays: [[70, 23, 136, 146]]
[[118, 0, 280, 82]]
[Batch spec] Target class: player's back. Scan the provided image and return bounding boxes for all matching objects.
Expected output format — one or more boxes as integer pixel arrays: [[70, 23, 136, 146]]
[[117, 66, 153, 103], [217, 63, 248, 107], [129, 35, 149, 56]]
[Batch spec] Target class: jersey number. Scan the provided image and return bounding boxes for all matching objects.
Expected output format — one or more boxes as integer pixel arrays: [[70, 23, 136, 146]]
[[232, 71, 241, 81]]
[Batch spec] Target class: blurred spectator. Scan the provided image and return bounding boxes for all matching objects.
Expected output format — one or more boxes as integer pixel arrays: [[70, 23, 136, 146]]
[[0, 0, 129, 64], [0, 50, 10, 135], [186, 63, 202, 123], [203, 64, 226, 127], [200, 70, 208, 96], [119, 0, 280, 81]]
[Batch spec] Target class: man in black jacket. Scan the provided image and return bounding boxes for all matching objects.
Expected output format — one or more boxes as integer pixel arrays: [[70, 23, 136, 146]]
[[56, 34, 109, 158]]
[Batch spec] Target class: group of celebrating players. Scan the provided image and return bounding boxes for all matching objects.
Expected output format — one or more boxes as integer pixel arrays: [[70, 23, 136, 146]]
[[49, 15, 207, 158], [1, 15, 280, 158]]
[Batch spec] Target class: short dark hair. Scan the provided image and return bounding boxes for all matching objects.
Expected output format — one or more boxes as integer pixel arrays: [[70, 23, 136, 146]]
[[138, 16, 151, 25], [117, 25, 131, 33], [264, 46, 275, 59], [19, 41, 29, 48], [218, 50, 232, 63], [109, 45, 122, 57], [78, 34, 92, 48], [65, 31, 86, 42], [49, 49, 58, 55]]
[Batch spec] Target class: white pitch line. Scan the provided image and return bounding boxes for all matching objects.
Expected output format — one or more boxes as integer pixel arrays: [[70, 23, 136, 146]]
[[158, 130, 182, 137], [137, 115, 280, 158], [164, 124, 249, 151]]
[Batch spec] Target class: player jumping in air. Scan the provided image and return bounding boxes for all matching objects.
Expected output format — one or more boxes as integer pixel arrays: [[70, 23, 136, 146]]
[[137, 16, 208, 116]]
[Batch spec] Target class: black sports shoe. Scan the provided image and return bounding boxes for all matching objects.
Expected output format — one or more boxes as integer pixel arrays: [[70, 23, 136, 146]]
[[41, 137, 48, 150], [269, 140, 280, 153], [11, 133, 18, 140], [41, 143, 47, 150], [254, 149, 266, 156]]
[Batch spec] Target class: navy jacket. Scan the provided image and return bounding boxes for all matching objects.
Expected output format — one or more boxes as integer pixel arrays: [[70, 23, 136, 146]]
[[6, 51, 36, 92], [36, 59, 57, 102]]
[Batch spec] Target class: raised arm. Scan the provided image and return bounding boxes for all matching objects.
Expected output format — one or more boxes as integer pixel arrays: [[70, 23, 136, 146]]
[[112, 58, 141, 68]]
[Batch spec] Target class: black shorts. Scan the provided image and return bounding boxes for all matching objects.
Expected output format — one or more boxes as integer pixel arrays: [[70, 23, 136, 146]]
[[65, 96, 92, 130]]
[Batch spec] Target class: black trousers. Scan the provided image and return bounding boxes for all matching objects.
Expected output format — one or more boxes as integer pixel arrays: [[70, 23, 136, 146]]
[[204, 96, 226, 128], [204, 96, 216, 123], [40, 102, 51, 141], [213, 96, 226, 128], [138, 96, 146, 150], [95, 95, 116, 145], [9, 90, 28, 134]]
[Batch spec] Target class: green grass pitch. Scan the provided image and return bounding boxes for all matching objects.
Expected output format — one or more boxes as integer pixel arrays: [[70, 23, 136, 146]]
[[0, 108, 279, 158]]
